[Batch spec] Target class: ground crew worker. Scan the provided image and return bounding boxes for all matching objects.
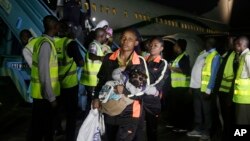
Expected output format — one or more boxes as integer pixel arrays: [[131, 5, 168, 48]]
[[213, 36, 237, 141], [19, 29, 39, 103], [29, 15, 59, 141], [233, 36, 250, 125], [143, 37, 168, 141], [92, 28, 149, 141], [188, 37, 221, 141], [54, 20, 84, 141], [169, 39, 191, 132], [80, 28, 108, 116], [19, 29, 38, 68]]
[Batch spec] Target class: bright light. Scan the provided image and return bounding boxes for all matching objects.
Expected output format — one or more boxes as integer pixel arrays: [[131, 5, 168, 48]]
[[220, 0, 234, 24], [92, 17, 96, 22]]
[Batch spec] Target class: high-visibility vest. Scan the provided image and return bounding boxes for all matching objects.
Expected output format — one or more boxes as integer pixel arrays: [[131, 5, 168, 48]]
[[219, 51, 236, 93], [233, 51, 250, 104], [201, 50, 219, 92], [30, 36, 60, 99], [171, 52, 190, 88], [25, 37, 39, 53], [80, 41, 104, 86], [55, 37, 78, 88]]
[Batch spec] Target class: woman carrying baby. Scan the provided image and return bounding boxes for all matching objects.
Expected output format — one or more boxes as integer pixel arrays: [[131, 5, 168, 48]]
[[143, 37, 168, 141], [92, 28, 149, 141]]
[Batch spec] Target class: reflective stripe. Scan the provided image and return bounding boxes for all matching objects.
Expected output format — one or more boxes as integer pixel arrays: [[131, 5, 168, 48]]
[[32, 61, 58, 67], [31, 77, 59, 83], [85, 60, 102, 64], [132, 100, 141, 118], [201, 81, 209, 85], [234, 90, 250, 95], [235, 79, 250, 84], [171, 77, 190, 81], [202, 72, 210, 75]]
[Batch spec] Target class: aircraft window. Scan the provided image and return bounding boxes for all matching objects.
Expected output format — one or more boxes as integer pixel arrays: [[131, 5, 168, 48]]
[[174, 21, 178, 27], [171, 21, 175, 27], [155, 18, 159, 23], [112, 8, 117, 15], [91, 3, 97, 12], [83, 2, 89, 10], [147, 16, 151, 21], [168, 20, 171, 26], [160, 18, 163, 23], [190, 25, 193, 30], [105, 7, 109, 14], [124, 10, 128, 17], [177, 22, 181, 28], [134, 13, 138, 19], [164, 20, 167, 25], [138, 14, 142, 20], [100, 5, 104, 12]]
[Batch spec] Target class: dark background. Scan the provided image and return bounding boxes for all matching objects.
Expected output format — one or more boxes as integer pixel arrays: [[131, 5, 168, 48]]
[[153, 0, 250, 34]]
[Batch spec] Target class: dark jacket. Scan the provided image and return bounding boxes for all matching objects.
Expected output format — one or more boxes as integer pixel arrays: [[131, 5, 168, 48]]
[[143, 55, 168, 115], [94, 49, 148, 125]]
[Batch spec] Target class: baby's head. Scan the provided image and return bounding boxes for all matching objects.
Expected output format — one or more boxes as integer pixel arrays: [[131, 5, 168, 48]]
[[128, 69, 147, 88], [112, 67, 148, 88]]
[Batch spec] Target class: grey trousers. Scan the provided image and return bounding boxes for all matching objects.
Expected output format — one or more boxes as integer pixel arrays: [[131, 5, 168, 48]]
[[192, 88, 212, 135]]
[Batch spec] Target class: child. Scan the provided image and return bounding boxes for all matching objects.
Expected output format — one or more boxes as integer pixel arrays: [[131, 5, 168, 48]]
[[99, 67, 158, 116]]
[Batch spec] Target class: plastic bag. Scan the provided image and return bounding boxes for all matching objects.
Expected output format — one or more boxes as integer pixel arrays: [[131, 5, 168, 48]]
[[77, 109, 105, 141]]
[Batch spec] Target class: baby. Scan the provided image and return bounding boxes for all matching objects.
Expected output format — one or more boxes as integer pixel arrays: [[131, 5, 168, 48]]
[[99, 67, 158, 116], [99, 67, 159, 116]]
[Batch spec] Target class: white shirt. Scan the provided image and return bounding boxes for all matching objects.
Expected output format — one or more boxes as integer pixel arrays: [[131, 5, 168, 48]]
[[190, 50, 208, 88], [22, 38, 34, 68], [239, 48, 250, 78]]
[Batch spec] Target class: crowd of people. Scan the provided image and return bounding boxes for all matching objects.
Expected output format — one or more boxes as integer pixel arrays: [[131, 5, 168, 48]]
[[19, 9, 250, 141]]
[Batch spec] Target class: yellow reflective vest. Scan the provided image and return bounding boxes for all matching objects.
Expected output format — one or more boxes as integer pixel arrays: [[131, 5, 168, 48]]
[[31, 36, 60, 99], [55, 37, 78, 89], [201, 50, 219, 92], [80, 41, 104, 86], [219, 51, 236, 93], [25, 37, 39, 53], [233, 51, 250, 104], [171, 52, 190, 88]]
